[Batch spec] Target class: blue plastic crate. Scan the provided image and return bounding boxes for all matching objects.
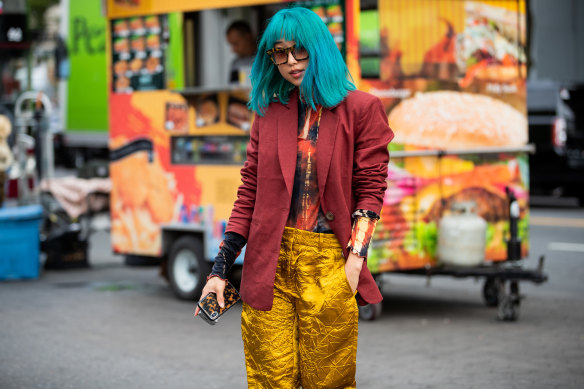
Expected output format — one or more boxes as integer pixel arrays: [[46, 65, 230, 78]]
[[0, 205, 43, 280]]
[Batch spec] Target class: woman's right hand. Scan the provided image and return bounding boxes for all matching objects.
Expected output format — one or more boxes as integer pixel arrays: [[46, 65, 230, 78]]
[[194, 276, 227, 316]]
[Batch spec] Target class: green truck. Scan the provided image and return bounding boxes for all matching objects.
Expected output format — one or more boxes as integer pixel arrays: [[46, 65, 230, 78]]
[[60, 0, 108, 167]]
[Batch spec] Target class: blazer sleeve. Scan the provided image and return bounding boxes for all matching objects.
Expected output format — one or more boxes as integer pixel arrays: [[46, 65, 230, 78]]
[[352, 96, 394, 215], [225, 116, 259, 239]]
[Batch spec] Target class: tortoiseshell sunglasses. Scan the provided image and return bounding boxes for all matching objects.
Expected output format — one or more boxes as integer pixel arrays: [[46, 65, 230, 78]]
[[266, 45, 309, 65]]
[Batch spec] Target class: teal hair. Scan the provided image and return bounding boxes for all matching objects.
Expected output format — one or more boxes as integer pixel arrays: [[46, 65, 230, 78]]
[[248, 7, 355, 116]]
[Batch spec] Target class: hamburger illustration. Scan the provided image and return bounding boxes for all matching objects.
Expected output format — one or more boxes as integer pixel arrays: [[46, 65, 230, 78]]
[[411, 2, 526, 87], [457, 2, 527, 88], [378, 91, 528, 266], [388, 91, 527, 149]]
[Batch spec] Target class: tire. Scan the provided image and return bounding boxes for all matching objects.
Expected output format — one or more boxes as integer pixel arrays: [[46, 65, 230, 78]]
[[373, 273, 383, 292], [358, 302, 383, 321], [483, 277, 500, 307], [167, 236, 210, 300]]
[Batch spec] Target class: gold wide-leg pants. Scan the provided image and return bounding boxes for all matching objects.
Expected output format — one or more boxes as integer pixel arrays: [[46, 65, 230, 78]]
[[241, 227, 359, 389]]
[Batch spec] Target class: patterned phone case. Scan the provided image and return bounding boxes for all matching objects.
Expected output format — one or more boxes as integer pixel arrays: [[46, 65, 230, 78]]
[[196, 281, 241, 325]]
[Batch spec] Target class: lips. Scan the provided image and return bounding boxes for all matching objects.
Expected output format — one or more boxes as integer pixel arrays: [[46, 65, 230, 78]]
[[290, 69, 304, 78]]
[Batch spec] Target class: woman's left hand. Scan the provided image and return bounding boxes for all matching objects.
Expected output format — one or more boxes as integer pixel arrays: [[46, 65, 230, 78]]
[[344, 252, 364, 294]]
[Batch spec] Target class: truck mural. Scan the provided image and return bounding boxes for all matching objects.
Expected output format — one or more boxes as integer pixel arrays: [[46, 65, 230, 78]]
[[105, 1, 534, 316]]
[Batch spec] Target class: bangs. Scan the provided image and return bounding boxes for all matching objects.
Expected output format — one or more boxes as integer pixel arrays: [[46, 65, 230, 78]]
[[262, 12, 308, 50]]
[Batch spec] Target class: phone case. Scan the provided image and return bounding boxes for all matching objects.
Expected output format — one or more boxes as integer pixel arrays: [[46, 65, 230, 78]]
[[196, 280, 241, 325]]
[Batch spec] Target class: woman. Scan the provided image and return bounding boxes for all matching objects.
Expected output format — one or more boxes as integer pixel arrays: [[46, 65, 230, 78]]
[[195, 7, 393, 388]]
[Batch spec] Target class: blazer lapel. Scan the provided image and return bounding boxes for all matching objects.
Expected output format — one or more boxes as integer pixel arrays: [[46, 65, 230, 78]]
[[277, 91, 298, 198], [316, 108, 339, 198]]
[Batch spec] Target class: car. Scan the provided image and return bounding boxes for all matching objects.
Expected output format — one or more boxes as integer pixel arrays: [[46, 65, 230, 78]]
[[529, 82, 584, 204]]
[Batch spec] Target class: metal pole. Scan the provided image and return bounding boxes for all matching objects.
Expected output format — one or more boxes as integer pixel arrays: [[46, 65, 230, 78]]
[[506, 186, 522, 262]]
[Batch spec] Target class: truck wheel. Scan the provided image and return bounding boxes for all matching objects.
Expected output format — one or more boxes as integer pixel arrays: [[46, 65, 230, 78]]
[[358, 302, 383, 321], [373, 273, 383, 292], [167, 236, 209, 300], [483, 277, 500, 307]]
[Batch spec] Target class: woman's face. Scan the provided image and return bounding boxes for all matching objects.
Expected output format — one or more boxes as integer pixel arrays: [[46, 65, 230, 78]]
[[273, 39, 309, 87]]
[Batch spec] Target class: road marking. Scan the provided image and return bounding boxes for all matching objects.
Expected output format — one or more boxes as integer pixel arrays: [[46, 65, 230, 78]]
[[530, 216, 584, 228], [548, 242, 584, 253]]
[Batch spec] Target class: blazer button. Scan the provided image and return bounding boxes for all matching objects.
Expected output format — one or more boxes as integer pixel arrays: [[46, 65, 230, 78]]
[[325, 211, 335, 221]]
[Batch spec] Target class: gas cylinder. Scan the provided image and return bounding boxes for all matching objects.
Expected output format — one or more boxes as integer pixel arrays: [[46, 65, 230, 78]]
[[437, 201, 487, 266]]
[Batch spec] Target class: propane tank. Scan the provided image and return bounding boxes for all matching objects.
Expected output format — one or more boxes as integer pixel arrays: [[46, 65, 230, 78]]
[[437, 201, 487, 266]]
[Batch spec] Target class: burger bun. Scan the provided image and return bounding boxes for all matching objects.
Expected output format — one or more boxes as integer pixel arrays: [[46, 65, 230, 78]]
[[388, 91, 527, 149]]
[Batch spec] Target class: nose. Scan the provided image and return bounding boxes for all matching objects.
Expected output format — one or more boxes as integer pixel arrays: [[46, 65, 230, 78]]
[[287, 50, 298, 65]]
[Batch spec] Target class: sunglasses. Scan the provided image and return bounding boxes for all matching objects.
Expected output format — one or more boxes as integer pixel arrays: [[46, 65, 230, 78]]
[[266, 45, 309, 65]]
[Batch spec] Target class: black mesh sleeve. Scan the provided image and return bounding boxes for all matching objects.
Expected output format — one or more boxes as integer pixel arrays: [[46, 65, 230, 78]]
[[208, 232, 247, 280]]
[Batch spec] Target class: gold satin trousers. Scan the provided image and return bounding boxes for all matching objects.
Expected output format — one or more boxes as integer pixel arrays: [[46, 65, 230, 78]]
[[241, 227, 359, 389]]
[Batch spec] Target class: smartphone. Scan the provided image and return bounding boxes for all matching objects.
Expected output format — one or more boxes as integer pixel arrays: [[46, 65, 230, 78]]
[[196, 280, 241, 325]]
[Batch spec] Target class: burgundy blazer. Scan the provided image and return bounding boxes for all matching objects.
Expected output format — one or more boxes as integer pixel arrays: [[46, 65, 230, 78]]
[[226, 89, 394, 311]]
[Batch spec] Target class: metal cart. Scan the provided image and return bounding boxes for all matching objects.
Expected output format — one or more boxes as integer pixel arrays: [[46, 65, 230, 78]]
[[359, 147, 549, 322]]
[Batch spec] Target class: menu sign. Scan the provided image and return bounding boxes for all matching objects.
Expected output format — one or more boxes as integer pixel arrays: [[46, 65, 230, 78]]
[[111, 14, 168, 92]]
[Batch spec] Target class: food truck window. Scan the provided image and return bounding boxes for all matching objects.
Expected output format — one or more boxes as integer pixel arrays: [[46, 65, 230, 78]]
[[170, 1, 349, 168], [182, 1, 346, 88], [183, 7, 261, 88]]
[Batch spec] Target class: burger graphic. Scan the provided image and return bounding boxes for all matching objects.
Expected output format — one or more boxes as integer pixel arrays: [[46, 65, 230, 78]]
[[369, 91, 529, 271], [388, 91, 527, 149]]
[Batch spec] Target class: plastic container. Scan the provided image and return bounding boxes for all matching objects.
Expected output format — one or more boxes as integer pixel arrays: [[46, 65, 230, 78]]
[[0, 205, 43, 280], [437, 201, 487, 267]]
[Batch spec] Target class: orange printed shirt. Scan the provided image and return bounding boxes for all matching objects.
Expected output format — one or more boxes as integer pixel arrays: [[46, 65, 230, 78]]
[[286, 100, 379, 257], [285, 100, 332, 232]]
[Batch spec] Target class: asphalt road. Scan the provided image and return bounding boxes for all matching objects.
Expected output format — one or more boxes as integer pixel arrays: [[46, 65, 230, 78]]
[[1, 206, 583, 389]]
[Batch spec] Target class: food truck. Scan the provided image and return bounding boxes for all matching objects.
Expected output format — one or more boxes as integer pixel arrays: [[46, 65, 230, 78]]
[[106, 0, 546, 320]]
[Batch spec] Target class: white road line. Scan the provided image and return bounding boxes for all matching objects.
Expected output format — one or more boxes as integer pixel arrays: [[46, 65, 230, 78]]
[[548, 242, 584, 253]]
